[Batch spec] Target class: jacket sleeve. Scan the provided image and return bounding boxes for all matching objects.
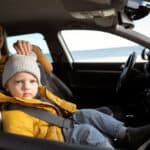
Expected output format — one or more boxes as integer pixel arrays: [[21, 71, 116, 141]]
[[2, 110, 35, 137]]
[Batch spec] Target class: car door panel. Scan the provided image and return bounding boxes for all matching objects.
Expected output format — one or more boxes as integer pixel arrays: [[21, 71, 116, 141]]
[[61, 62, 122, 108]]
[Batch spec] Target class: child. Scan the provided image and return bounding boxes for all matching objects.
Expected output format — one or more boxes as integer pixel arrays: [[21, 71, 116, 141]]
[[0, 53, 150, 150]]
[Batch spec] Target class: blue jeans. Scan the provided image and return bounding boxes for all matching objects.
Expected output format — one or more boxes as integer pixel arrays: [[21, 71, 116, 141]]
[[63, 109, 125, 150]]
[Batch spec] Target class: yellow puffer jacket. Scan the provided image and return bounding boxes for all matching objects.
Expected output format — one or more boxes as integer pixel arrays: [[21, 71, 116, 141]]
[[0, 86, 77, 142]]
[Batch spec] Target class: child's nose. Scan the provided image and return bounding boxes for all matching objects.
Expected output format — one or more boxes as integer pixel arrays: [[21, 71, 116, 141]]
[[23, 82, 30, 89]]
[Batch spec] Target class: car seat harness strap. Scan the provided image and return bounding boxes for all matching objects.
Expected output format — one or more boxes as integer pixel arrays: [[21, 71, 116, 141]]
[[0, 103, 75, 128]]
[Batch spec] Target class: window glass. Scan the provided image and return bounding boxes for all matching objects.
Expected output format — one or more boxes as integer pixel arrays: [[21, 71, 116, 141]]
[[60, 30, 144, 63], [133, 14, 150, 38], [7, 33, 53, 62]]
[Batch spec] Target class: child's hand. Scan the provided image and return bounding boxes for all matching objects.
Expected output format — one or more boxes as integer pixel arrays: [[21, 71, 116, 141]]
[[13, 40, 32, 55]]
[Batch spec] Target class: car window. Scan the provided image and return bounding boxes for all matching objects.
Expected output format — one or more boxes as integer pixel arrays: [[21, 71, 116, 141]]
[[133, 14, 150, 37], [59, 30, 145, 63], [7, 33, 53, 62]]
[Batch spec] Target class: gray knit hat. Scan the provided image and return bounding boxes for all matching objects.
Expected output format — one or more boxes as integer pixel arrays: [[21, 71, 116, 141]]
[[2, 52, 41, 87]]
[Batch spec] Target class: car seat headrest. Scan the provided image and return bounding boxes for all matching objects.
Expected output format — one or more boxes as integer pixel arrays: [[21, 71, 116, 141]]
[[32, 45, 53, 73]]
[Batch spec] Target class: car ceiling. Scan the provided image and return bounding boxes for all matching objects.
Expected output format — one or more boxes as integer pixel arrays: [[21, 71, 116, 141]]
[[0, 0, 128, 35], [0, 0, 71, 34]]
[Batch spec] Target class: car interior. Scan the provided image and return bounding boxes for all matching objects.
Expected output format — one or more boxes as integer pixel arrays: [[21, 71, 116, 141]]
[[0, 0, 150, 149]]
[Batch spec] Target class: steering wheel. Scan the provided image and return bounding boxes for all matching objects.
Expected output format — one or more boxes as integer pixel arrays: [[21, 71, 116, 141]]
[[116, 52, 137, 93]]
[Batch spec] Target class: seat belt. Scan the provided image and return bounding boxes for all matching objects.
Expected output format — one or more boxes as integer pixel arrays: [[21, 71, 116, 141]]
[[1, 103, 74, 128]]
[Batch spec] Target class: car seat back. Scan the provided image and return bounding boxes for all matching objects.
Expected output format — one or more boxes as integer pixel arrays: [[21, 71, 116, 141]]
[[31, 45, 74, 100], [39, 64, 74, 100]]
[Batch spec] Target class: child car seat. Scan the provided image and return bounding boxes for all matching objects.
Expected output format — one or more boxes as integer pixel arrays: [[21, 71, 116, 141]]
[[32, 45, 74, 100]]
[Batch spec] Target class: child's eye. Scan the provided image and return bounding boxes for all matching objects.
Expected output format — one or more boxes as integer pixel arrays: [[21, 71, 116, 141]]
[[15, 80, 23, 84], [30, 80, 37, 83]]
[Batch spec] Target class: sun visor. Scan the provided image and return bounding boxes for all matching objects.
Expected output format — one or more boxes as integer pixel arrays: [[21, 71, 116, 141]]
[[62, 0, 128, 27]]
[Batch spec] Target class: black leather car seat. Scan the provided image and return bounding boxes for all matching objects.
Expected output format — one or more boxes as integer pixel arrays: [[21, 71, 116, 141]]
[[39, 63, 74, 100], [32, 45, 74, 100]]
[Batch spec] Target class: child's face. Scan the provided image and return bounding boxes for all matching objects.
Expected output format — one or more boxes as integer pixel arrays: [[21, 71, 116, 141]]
[[6, 72, 39, 99]]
